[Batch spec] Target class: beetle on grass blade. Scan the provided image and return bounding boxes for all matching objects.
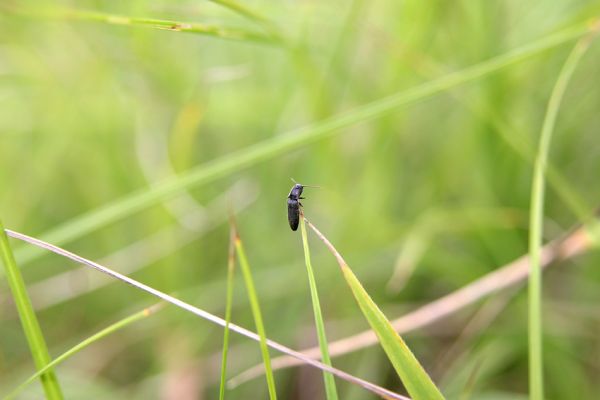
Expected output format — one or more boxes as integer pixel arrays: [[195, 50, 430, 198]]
[[287, 179, 319, 231]]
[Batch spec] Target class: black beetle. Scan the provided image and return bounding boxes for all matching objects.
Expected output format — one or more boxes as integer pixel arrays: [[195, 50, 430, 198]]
[[287, 183, 304, 231], [287, 180, 319, 231]]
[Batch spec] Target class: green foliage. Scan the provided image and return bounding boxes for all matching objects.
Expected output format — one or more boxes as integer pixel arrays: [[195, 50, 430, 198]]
[[1, 1, 600, 398], [307, 219, 444, 399]]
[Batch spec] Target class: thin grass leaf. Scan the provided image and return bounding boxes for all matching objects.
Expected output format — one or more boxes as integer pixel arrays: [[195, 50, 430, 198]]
[[6, 7, 276, 44], [219, 227, 237, 400], [528, 33, 596, 400], [9, 19, 594, 269], [230, 221, 277, 399], [0, 223, 63, 400], [5, 229, 408, 400], [299, 212, 339, 400], [4, 304, 163, 400], [305, 218, 444, 400]]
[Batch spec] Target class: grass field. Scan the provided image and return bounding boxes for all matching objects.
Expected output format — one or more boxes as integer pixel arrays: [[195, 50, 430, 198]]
[[1, 1, 600, 399]]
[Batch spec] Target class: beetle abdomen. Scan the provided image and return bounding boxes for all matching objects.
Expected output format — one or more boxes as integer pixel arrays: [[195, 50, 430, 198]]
[[287, 199, 300, 231]]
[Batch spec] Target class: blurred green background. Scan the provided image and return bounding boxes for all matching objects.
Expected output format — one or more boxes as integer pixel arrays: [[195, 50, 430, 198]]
[[1, 0, 600, 399]]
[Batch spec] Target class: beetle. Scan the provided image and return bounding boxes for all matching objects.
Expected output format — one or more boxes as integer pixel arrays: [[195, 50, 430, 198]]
[[287, 180, 318, 231]]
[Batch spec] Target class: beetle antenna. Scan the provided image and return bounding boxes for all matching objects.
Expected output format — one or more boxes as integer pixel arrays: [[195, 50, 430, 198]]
[[290, 178, 320, 188]]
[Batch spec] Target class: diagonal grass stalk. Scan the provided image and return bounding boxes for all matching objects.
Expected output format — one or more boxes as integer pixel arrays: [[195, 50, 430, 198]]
[[5, 228, 408, 400], [231, 222, 277, 399], [527, 33, 596, 400], [305, 218, 444, 400], [5, 7, 275, 44], [219, 227, 237, 400], [0, 222, 63, 400], [10, 18, 595, 269], [4, 304, 163, 400], [299, 212, 339, 400]]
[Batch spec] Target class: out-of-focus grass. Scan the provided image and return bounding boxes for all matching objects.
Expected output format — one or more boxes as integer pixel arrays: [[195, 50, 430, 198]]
[[1, 1, 600, 398], [528, 35, 593, 400]]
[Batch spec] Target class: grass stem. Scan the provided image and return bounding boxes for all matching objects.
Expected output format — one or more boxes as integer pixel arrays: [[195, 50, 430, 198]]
[[528, 35, 594, 400], [299, 212, 339, 400], [0, 222, 63, 399]]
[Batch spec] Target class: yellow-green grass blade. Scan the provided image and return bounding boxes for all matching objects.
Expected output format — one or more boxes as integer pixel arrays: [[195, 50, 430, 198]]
[[527, 33, 596, 400], [10, 19, 595, 268], [232, 225, 277, 399], [219, 228, 237, 400], [0, 222, 63, 400], [307, 218, 444, 400], [4, 304, 163, 400], [4, 7, 275, 44], [299, 213, 339, 400]]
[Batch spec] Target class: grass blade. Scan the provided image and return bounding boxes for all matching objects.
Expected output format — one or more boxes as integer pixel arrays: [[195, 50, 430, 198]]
[[4, 304, 163, 400], [5, 7, 275, 44], [0, 222, 63, 400], [299, 212, 339, 400], [234, 225, 593, 382], [527, 33, 596, 400], [10, 19, 594, 268], [5, 228, 408, 400], [306, 218, 444, 400], [230, 221, 277, 399], [219, 227, 237, 400]]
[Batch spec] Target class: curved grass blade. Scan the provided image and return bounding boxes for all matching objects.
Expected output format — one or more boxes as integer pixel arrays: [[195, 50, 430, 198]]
[[4, 229, 408, 400], [527, 33, 596, 400], [219, 227, 237, 400], [10, 19, 594, 268], [299, 212, 338, 400], [230, 220, 277, 399], [305, 218, 444, 400], [4, 304, 163, 400], [0, 222, 63, 400]]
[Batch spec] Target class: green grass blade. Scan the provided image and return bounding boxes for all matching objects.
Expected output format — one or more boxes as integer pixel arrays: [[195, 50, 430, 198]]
[[299, 213, 339, 400], [232, 225, 277, 399], [4, 304, 162, 400], [0, 222, 63, 400], [527, 35, 594, 400], [219, 228, 237, 400], [306, 218, 444, 400], [6, 228, 408, 400], [5, 7, 275, 44], [10, 19, 593, 268]]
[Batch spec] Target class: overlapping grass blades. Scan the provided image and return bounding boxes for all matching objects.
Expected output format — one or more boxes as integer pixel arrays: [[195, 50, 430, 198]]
[[4, 304, 162, 399], [5, 228, 408, 400], [305, 218, 444, 400]]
